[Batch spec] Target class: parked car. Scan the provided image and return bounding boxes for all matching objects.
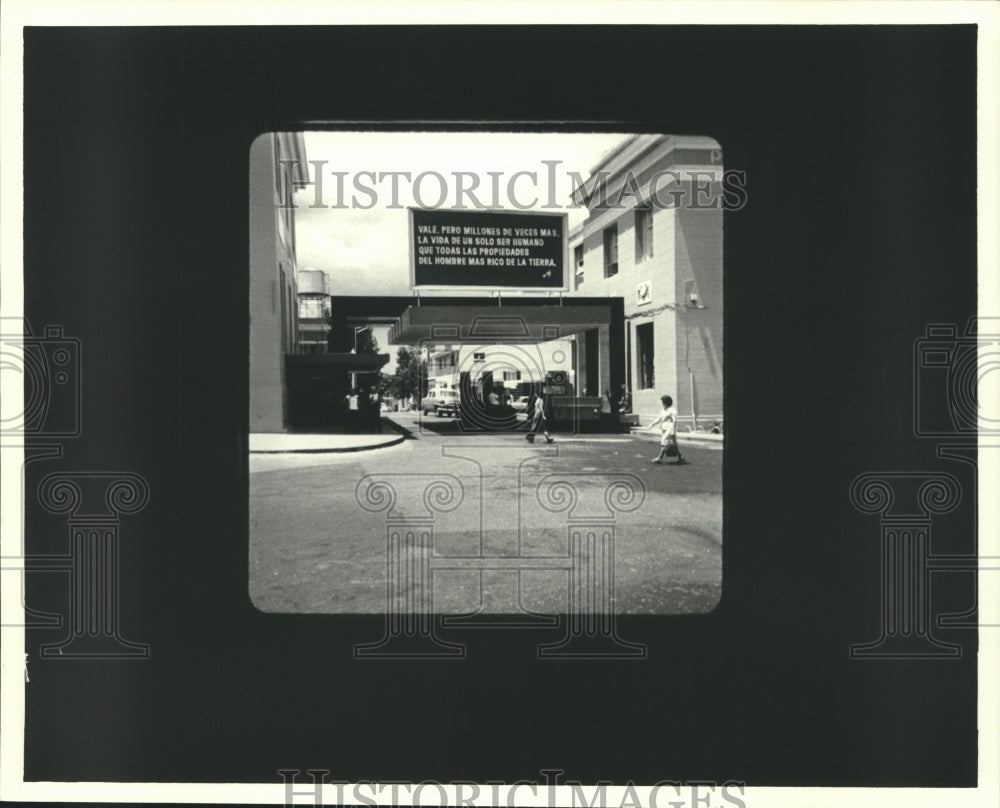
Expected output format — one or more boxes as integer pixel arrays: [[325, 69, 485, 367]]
[[421, 389, 460, 417], [511, 395, 531, 414]]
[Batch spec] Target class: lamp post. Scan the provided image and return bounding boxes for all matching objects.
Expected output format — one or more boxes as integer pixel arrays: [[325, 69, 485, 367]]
[[353, 325, 371, 352]]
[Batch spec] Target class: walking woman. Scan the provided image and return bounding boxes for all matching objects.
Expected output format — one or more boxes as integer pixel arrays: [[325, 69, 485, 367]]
[[648, 394, 686, 464]]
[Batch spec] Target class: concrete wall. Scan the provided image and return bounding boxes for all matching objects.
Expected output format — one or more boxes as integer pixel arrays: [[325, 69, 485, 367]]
[[673, 206, 724, 426], [567, 137, 724, 428], [249, 134, 302, 433]]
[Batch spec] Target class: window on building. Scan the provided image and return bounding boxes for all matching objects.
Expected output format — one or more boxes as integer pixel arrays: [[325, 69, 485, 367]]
[[473, 352, 485, 362], [299, 298, 326, 319], [573, 244, 584, 288], [635, 207, 653, 262], [603, 226, 618, 277], [502, 370, 522, 381], [636, 322, 654, 389]]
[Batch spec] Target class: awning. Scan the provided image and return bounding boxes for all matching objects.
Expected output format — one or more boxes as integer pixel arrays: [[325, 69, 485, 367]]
[[285, 352, 391, 370], [389, 305, 611, 345]]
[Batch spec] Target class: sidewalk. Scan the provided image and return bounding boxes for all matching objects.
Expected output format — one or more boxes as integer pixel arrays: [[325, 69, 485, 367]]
[[249, 428, 404, 454], [630, 427, 724, 445]]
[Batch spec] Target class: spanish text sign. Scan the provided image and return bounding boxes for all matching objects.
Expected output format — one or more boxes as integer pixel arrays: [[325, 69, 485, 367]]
[[410, 208, 567, 290]]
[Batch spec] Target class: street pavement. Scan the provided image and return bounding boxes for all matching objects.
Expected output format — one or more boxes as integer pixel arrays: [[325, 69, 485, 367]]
[[249, 411, 722, 615]]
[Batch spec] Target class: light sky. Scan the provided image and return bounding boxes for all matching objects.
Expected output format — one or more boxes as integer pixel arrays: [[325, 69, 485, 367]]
[[291, 131, 628, 294], [290, 131, 629, 369]]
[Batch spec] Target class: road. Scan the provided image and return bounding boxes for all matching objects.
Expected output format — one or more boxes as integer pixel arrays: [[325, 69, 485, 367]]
[[249, 412, 722, 616]]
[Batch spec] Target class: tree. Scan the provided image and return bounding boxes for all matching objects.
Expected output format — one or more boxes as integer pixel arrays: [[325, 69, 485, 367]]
[[389, 347, 427, 402], [354, 327, 380, 355], [375, 370, 392, 397]]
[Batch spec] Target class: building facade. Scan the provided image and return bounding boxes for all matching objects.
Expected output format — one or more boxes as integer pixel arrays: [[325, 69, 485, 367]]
[[567, 134, 724, 429], [249, 132, 307, 432], [427, 341, 575, 397]]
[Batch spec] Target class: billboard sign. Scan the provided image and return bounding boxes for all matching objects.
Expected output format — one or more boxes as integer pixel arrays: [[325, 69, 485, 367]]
[[409, 208, 567, 291]]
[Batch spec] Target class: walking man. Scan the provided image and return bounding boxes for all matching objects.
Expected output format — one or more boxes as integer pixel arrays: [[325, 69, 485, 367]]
[[525, 391, 554, 444]]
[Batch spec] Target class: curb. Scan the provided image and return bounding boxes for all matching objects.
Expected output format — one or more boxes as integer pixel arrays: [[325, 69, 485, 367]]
[[680, 432, 724, 444], [249, 434, 406, 455]]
